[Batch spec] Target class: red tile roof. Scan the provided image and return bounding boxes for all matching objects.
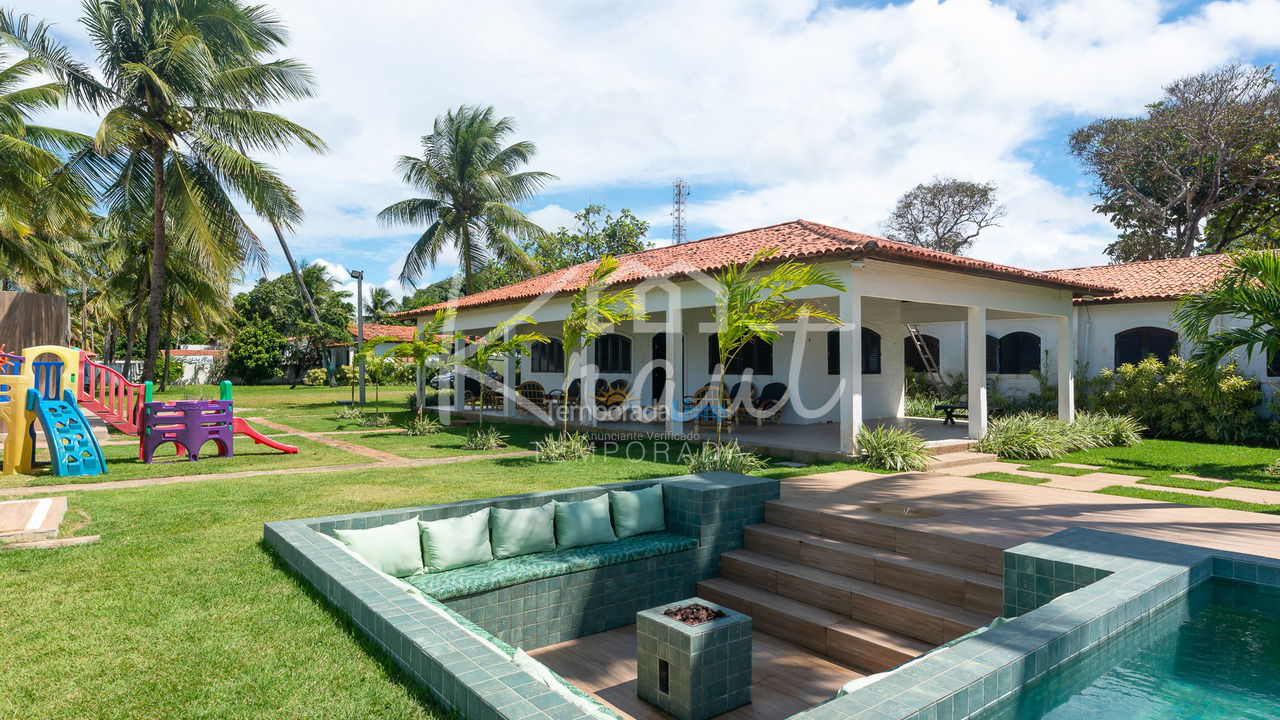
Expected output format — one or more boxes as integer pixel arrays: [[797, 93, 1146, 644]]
[[393, 220, 1116, 317], [169, 349, 224, 357], [1045, 254, 1231, 304], [348, 323, 416, 342]]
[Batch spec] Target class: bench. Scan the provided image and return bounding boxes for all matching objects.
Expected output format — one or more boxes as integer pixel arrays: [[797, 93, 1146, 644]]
[[935, 402, 1002, 425]]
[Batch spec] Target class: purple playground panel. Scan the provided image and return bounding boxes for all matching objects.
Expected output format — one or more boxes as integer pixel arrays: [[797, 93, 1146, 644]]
[[141, 399, 236, 463]]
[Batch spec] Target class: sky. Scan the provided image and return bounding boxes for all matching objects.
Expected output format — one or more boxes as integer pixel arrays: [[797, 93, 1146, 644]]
[[30, 0, 1280, 301]]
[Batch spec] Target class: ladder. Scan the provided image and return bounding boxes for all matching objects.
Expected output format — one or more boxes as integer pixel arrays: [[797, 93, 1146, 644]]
[[906, 324, 947, 395]]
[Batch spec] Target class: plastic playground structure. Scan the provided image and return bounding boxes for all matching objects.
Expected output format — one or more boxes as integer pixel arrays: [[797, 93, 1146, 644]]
[[1, 345, 296, 478]]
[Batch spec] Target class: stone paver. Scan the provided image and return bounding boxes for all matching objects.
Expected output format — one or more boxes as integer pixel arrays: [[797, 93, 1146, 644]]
[[1042, 475, 1121, 492], [1170, 473, 1230, 484], [248, 417, 409, 462]]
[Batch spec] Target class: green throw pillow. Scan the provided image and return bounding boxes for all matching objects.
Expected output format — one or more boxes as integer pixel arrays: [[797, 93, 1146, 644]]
[[490, 504, 556, 558], [332, 517, 424, 578], [610, 484, 666, 538], [554, 494, 617, 549], [419, 508, 493, 572]]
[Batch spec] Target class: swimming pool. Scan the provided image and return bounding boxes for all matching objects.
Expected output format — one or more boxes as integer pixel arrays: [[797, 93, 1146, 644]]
[[974, 578, 1280, 720]]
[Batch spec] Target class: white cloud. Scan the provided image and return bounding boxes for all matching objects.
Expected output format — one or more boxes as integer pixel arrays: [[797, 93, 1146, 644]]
[[29, 0, 1280, 276], [526, 204, 577, 232]]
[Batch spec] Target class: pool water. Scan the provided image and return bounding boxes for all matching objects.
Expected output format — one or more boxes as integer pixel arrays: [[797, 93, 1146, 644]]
[[976, 579, 1280, 720]]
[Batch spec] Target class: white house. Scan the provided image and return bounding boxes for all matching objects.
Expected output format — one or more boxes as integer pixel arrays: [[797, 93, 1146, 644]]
[[395, 220, 1113, 456]]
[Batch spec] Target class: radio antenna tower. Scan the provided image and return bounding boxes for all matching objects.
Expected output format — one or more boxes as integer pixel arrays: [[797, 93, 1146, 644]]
[[672, 178, 690, 244]]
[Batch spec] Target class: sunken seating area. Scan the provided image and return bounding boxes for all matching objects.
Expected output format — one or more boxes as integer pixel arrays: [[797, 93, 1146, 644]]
[[264, 473, 779, 720]]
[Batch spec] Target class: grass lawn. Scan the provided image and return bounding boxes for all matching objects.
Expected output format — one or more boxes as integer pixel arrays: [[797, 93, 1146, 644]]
[[157, 383, 420, 417], [971, 470, 1050, 485], [1097, 485, 1280, 514], [1, 435, 362, 488], [1013, 439, 1280, 491]]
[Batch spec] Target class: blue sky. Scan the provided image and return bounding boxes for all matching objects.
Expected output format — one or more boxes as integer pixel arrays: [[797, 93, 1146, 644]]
[[33, 0, 1280, 301]]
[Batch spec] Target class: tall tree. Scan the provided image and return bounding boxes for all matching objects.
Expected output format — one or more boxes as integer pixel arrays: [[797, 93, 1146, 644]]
[[881, 177, 1005, 255], [0, 44, 96, 289], [378, 104, 554, 293], [1172, 250, 1280, 371], [365, 287, 396, 323], [1070, 64, 1280, 262], [483, 204, 651, 289], [1, 3, 326, 381]]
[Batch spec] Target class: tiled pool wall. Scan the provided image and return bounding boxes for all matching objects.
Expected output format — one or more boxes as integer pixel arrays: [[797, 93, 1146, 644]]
[[264, 472, 779, 720], [797, 527, 1280, 720]]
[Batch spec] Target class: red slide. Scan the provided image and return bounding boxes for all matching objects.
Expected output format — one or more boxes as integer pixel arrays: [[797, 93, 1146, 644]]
[[231, 417, 299, 454]]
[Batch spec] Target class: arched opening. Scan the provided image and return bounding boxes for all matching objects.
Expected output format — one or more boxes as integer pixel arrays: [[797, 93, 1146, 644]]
[[1114, 327, 1178, 367], [530, 337, 565, 373], [709, 335, 774, 374], [593, 334, 631, 373], [997, 332, 1041, 374], [903, 334, 941, 373]]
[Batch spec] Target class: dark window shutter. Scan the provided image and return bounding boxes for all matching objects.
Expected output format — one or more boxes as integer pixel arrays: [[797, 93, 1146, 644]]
[[861, 328, 881, 375], [1114, 330, 1143, 367], [594, 334, 631, 373], [904, 335, 940, 373], [827, 331, 839, 375], [532, 338, 564, 373], [997, 332, 1040, 374], [986, 335, 998, 373], [1147, 329, 1178, 361]]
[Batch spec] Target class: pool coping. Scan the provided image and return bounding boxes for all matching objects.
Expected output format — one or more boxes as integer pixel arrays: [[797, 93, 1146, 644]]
[[798, 526, 1280, 720]]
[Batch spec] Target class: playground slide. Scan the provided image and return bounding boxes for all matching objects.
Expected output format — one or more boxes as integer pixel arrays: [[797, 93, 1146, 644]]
[[231, 418, 299, 454], [27, 389, 107, 477]]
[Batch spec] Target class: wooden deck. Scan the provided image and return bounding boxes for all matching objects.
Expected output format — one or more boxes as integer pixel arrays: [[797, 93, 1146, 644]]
[[529, 624, 862, 720]]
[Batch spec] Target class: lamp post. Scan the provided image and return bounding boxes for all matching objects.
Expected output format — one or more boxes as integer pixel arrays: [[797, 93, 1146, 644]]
[[350, 269, 366, 405]]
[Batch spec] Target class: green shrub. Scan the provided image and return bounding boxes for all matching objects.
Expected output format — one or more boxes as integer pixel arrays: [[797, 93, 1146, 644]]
[[976, 412, 1071, 460], [1091, 355, 1263, 443], [855, 425, 930, 472], [682, 441, 767, 474], [1071, 411, 1144, 448], [335, 405, 364, 420], [904, 393, 945, 419], [358, 413, 391, 428], [403, 415, 442, 436], [535, 432, 594, 461], [336, 365, 358, 386], [1265, 458, 1280, 477], [225, 320, 286, 384], [406, 388, 442, 413], [303, 368, 328, 386], [461, 426, 508, 450]]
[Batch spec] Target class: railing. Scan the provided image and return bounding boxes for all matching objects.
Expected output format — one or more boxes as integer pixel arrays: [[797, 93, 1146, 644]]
[[32, 361, 63, 400], [78, 356, 146, 435]]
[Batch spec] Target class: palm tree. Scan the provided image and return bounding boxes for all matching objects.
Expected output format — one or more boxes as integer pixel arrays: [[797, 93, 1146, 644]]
[[378, 105, 554, 293], [558, 256, 646, 433], [386, 308, 454, 418], [454, 316, 546, 429], [366, 287, 397, 323], [0, 4, 326, 382], [711, 248, 845, 441], [0, 44, 96, 288], [1173, 250, 1280, 371]]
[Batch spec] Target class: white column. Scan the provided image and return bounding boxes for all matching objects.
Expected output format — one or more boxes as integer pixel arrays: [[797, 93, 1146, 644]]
[[502, 326, 516, 417], [839, 289, 863, 455], [666, 308, 684, 435], [1057, 314, 1075, 422], [452, 336, 466, 414], [966, 306, 988, 439]]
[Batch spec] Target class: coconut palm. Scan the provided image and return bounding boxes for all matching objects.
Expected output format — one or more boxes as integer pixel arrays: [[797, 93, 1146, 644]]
[[0, 45, 96, 288], [557, 256, 646, 433], [1173, 250, 1280, 371], [711, 248, 845, 441], [378, 105, 554, 293], [366, 287, 397, 323], [454, 316, 547, 429], [0, 3, 326, 381], [386, 308, 454, 418]]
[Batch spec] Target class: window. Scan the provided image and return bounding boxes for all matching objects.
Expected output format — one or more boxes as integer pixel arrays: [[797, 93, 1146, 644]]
[[986, 335, 998, 373], [593, 334, 631, 373], [530, 338, 564, 373], [904, 334, 941, 373], [825, 328, 881, 375], [1114, 327, 1178, 367], [709, 335, 774, 374], [997, 332, 1041, 375]]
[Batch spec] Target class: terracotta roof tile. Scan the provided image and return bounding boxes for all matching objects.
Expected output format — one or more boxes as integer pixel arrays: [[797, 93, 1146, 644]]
[[1045, 254, 1231, 304], [348, 323, 416, 342], [393, 220, 1115, 317]]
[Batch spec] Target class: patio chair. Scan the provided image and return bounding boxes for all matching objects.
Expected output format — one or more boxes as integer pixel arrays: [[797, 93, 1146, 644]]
[[753, 382, 789, 425], [565, 379, 582, 407], [516, 381, 548, 412], [684, 383, 733, 433], [727, 381, 757, 422]]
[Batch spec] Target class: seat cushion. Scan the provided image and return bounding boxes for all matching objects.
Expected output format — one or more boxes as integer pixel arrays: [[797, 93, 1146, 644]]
[[610, 484, 665, 538], [332, 517, 423, 578], [405, 532, 697, 600], [491, 504, 556, 558], [554, 494, 617, 549]]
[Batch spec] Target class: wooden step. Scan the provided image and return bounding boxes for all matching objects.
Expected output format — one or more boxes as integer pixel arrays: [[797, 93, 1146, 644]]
[[763, 500, 1003, 574], [743, 524, 1003, 615], [926, 451, 997, 472], [695, 577, 929, 672], [720, 550, 991, 645]]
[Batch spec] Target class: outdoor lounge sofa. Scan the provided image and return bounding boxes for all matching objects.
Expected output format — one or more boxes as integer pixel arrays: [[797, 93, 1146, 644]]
[[264, 472, 779, 720]]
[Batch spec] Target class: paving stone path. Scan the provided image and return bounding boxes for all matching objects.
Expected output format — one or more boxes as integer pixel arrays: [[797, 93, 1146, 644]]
[[246, 417, 409, 462]]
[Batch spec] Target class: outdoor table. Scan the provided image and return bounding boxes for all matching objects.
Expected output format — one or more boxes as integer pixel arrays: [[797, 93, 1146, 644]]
[[636, 598, 751, 720]]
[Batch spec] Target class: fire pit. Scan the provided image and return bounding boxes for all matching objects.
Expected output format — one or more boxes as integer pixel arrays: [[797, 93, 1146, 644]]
[[637, 598, 751, 720]]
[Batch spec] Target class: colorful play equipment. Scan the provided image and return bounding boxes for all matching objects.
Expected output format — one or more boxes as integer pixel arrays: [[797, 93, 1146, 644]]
[[0, 345, 297, 476]]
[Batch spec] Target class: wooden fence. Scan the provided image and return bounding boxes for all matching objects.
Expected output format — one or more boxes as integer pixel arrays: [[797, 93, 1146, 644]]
[[0, 291, 69, 351]]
